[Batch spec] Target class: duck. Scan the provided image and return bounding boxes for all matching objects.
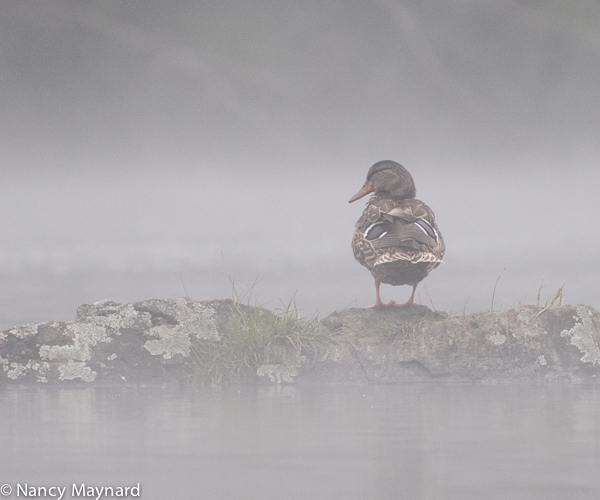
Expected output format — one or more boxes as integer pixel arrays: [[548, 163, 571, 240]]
[[349, 160, 445, 308]]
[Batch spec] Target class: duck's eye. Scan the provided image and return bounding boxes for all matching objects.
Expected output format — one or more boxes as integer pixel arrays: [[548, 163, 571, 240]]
[[365, 223, 388, 240]]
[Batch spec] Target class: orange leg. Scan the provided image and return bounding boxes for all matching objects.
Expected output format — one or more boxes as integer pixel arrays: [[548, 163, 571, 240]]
[[366, 278, 395, 308], [366, 280, 418, 309]]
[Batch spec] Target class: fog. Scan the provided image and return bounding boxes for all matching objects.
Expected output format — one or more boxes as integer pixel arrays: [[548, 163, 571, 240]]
[[3, 3, 600, 499], [1, 0, 599, 326]]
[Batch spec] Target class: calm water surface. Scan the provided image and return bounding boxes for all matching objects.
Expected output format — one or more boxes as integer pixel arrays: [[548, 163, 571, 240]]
[[1, 384, 600, 500]]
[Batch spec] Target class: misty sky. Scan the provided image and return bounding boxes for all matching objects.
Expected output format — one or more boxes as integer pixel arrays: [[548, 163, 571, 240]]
[[1, 1, 599, 325]]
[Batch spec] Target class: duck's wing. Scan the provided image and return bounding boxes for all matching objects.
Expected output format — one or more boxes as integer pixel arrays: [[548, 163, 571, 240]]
[[364, 199, 442, 254]]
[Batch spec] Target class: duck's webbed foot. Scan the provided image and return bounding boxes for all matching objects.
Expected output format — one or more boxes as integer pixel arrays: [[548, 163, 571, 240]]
[[391, 285, 418, 307], [366, 299, 396, 309], [366, 283, 418, 308]]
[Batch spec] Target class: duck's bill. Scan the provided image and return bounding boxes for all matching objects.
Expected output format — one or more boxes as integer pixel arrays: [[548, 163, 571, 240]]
[[348, 182, 373, 203]]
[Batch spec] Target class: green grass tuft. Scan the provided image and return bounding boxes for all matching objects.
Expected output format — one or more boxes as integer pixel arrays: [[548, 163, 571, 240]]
[[187, 299, 321, 388], [536, 283, 565, 317]]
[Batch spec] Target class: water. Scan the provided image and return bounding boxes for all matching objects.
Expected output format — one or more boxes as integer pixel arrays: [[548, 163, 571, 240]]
[[1, 166, 599, 331], [0, 254, 597, 332], [1, 384, 600, 500], [0, 162, 598, 331]]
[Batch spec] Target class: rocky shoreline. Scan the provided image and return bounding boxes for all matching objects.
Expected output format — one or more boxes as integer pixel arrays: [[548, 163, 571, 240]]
[[1, 298, 600, 387]]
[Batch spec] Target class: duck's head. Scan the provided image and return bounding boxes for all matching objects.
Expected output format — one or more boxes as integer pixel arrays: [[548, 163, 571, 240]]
[[349, 160, 416, 203]]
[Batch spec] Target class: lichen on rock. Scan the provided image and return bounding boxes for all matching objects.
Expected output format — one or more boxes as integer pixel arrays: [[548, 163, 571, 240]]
[[487, 332, 507, 346], [2, 356, 50, 381], [57, 360, 96, 382], [7, 323, 39, 339], [136, 298, 219, 341], [77, 300, 153, 333], [6, 362, 28, 380], [144, 324, 191, 359], [39, 323, 111, 363], [560, 306, 600, 365], [137, 299, 219, 360]]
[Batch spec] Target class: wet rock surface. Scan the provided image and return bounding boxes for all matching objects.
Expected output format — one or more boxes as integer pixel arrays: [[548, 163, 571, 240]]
[[1, 299, 600, 386]]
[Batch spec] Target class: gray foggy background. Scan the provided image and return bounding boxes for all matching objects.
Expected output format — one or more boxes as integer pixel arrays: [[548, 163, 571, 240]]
[[1, 0, 599, 328]]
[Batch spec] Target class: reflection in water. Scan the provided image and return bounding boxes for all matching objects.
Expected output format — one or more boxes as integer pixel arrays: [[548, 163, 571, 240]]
[[1, 384, 600, 500]]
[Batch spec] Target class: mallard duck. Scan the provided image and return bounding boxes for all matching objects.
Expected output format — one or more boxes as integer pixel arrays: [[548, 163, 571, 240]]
[[349, 160, 445, 308]]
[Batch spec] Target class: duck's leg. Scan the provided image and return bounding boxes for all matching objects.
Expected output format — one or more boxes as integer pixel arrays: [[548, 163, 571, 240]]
[[366, 279, 396, 308], [393, 284, 418, 307]]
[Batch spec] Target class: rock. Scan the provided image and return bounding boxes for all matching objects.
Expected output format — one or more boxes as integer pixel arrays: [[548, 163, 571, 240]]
[[1, 299, 600, 386], [312, 304, 600, 383], [0, 298, 229, 385]]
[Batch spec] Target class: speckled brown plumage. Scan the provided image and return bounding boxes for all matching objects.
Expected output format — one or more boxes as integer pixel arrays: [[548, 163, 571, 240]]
[[349, 160, 445, 308]]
